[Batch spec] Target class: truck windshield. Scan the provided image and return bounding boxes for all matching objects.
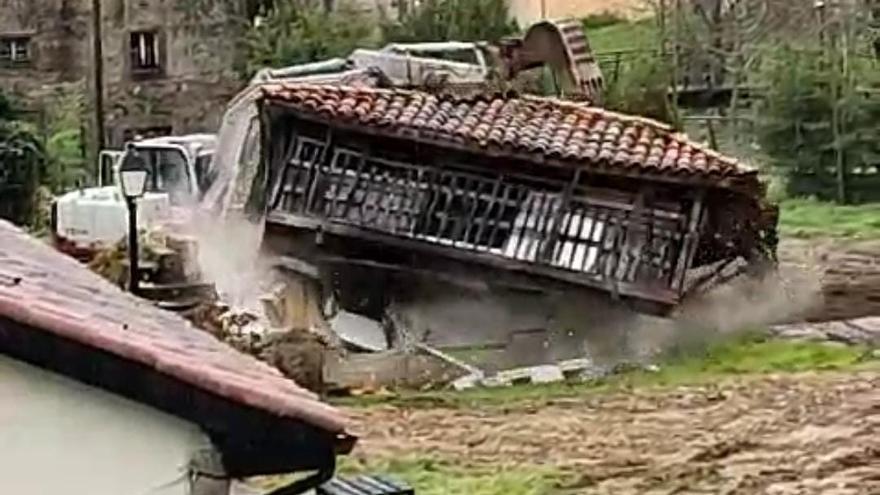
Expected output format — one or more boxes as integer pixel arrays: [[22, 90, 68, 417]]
[[136, 147, 193, 205]]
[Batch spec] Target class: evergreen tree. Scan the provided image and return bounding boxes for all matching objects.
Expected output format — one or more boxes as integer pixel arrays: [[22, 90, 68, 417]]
[[756, 45, 880, 203]]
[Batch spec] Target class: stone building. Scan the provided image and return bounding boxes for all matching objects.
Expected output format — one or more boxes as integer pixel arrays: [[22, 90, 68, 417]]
[[0, 0, 245, 148]]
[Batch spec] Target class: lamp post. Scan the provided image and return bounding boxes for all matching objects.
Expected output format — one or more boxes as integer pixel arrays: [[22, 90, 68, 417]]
[[119, 144, 148, 295]]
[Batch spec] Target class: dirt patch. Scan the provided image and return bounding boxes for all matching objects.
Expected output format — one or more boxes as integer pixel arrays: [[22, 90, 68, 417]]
[[348, 371, 880, 494]]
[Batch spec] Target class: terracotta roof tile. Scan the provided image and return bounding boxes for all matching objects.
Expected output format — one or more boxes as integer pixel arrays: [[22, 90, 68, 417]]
[[0, 221, 347, 434], [261, 84, 754, 183]]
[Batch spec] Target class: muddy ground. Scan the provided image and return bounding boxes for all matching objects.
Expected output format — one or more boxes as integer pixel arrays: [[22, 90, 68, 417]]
[[334, 238, 880, 494], [349, 371, 880, 494]]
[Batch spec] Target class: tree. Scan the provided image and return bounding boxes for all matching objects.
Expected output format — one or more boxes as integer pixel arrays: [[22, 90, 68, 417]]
[[381, 0, 518, 43], [603, 52, 681, 126], [0, 91, 45, 225], [243, 0, 377, 78], [756, 45, 880, 203]]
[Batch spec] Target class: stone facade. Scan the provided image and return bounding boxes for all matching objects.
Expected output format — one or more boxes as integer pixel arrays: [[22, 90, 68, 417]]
[[0, 0, 245, 148], [0, 0, 91, 95]]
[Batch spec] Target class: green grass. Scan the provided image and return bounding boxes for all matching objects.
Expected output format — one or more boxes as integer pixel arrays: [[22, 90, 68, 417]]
[[339, 456, 563, 495], [585, 18, 659, 53], [337, 333, 875, 410], [251, 456, 564, 495], [779, 198, 880, 240]]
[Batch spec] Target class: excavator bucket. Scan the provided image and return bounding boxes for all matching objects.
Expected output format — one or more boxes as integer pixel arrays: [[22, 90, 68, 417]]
[[500, 18, 605, 103]]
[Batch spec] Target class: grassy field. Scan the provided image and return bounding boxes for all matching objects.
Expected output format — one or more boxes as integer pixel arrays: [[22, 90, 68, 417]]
[[778, 198, 880, 240], [586, 18, 659, 53]]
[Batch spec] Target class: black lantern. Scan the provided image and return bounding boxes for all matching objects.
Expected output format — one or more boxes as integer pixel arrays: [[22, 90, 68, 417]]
[[119, 143, 148, 294]]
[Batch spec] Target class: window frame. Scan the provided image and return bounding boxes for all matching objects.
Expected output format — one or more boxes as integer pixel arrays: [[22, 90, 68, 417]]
[[128, 30, 163, 79], [0, 36, 32, 67]]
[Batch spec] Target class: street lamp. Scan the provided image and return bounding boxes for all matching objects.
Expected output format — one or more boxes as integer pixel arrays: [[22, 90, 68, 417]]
[[119, 143, 148, 295]]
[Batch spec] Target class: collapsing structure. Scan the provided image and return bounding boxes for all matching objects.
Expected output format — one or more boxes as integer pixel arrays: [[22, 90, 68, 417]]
[[248, 84, 777, 319]]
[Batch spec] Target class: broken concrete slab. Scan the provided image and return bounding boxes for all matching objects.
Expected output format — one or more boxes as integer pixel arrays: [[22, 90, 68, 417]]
[[324, 350, 463, 392], [450, 355, 611, 390], [329, 311, 389, 352], [452, 374, 482, 391], [523, 365, 565, 384]]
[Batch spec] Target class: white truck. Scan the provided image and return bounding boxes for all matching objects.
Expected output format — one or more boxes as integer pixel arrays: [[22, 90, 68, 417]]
[[51, 134, 216, 258]]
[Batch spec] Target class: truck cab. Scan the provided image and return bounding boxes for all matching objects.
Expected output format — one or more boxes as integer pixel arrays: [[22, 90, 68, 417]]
[[52, 134, 217, 258], [98, 134, 217, 204]]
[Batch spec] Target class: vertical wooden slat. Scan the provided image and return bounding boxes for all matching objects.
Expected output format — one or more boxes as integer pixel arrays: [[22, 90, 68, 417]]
[[407, 166, 423, 236], [581, 207, 599, 273], [450, 175, 469, 245], [341, 150, 366, 224], [462, 177, 482, 248], [420, 168, 442, 238], [438, 174, 455, 242], [512, 188, 534, 261], [274, 139, 301, 212], [268, 121, 299, 210], [555, 199, 577, 268], [541, 169, 581, 262], [671, 190, 706, 292], [326, 148, 344, 218], [487, 183, 512, 249], [379, 168, 395, 233], [305, 130, 333, 213], [474, 176, 502, 250]]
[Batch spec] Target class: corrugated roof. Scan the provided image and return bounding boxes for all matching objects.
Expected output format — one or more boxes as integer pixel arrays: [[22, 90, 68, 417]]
[[260, 83, 755, 184], [0, 220, 347, 434]]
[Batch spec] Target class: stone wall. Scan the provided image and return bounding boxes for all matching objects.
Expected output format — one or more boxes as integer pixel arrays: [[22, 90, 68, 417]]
[[0, 0, 245, 146], [0, 0, 90, 99], [100, 0, 245, 146]]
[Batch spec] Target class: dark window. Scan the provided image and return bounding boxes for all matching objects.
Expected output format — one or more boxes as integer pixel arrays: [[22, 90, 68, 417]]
[[195, 152, 215, 195], [129, 31, 161, 75], [0, 37, 31, 66]]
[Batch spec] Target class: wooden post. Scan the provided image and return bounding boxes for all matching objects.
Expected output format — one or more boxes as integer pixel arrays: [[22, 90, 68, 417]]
[[91, 0, 105, 161], [671, 190, 705, 292]]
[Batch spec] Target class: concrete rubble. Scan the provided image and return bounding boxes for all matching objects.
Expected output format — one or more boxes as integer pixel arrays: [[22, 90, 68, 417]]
[[452, 358, 628, 391], [771, 316, 880, 346]]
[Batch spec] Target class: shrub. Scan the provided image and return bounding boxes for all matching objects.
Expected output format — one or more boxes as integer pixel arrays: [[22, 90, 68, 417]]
[[381, 0, 518, 44], [243, 1, 377, 77]]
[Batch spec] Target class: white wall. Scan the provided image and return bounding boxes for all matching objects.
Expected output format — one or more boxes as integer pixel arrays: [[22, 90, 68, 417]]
[[0, 354, 214, 495]]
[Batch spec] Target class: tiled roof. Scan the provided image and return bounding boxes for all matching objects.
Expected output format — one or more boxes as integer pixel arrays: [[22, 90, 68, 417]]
[[0, 221, 347, 434], [261, 84, 755, 184]]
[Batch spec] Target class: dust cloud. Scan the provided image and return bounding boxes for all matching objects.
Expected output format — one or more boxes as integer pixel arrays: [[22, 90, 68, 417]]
[[186, 211, 272, 312], [629, 264, 825, 359]]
